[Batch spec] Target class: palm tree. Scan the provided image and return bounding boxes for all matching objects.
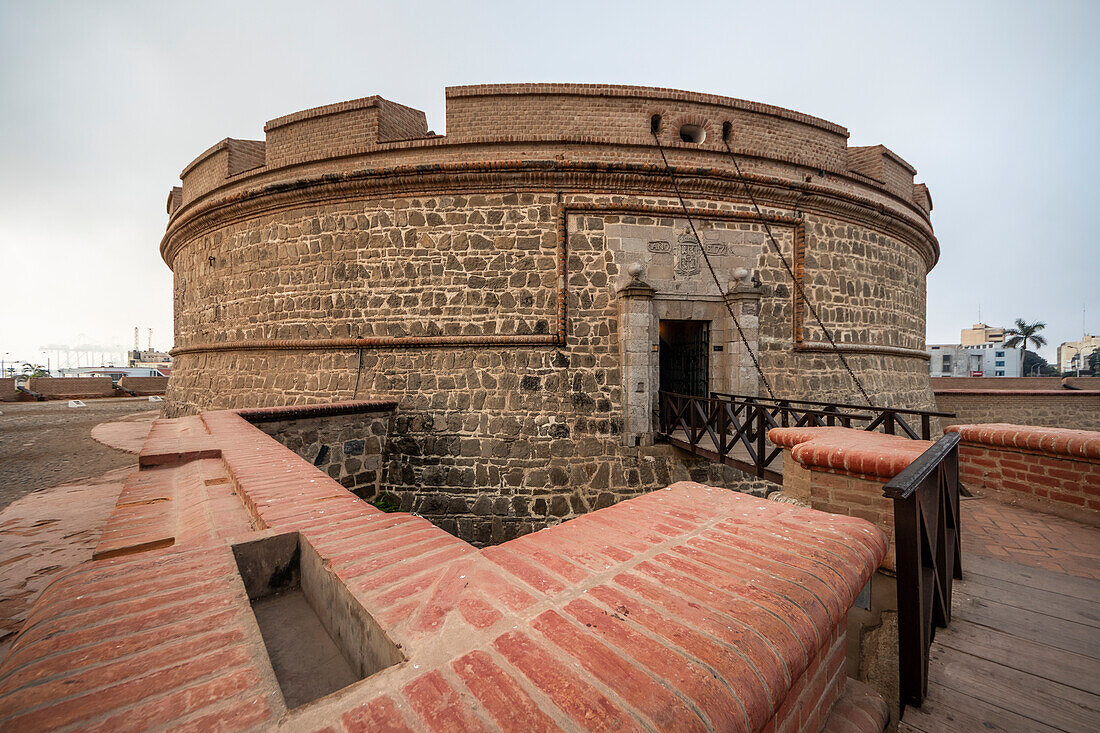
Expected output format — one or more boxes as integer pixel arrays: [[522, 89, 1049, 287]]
[[1003, 319, 1047, 376]]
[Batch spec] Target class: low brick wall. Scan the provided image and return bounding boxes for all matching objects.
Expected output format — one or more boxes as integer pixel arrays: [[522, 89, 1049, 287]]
[[24, 376, 116, 399], [117, 375, 168, 395], [932, 376, 1100, 390], [769, 427, 933, 572], [948, 423, 1100, 526], [769, 426, 936, 721], [0, 407, 888, 731], [0, 378, 15, 402], [934, 390, 1100, 431]]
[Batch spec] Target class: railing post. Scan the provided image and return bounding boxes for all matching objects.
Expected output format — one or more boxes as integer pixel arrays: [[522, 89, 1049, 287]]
[[756, 407, 766, 479], [893, 490, 927, 708], [885, 411, 896, 435], [921, 414, 931, 441], [718, 399, 729, 457]]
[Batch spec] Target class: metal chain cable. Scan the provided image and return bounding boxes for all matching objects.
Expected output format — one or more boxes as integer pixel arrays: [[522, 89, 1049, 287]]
[[651, 131, 777, 399], [719, 136, 873, 405]]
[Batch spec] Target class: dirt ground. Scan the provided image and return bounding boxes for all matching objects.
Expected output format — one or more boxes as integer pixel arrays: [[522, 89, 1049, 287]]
[[0, 398, 161, 510]]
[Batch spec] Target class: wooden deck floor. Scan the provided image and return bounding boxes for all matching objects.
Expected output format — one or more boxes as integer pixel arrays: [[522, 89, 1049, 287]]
[[899, 539, 1100, 731]]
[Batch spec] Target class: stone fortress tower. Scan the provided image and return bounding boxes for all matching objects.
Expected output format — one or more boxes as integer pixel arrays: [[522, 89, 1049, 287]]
[[161, 84, 938, 543]]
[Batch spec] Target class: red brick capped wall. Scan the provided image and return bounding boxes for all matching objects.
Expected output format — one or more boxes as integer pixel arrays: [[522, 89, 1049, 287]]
[[769, 426, 936, 572], [932, 376, 1100, 391], [117, 376, 168, 395], [934, 390, 1100, 431], [0, 409, 888, 731], [0, 378, 15, 402], [948, 423, 1100, 526], [25, 377, 116, 399]]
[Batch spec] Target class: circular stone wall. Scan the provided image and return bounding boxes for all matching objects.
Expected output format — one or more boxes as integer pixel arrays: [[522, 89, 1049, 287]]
[[161, 84, 939, 543]]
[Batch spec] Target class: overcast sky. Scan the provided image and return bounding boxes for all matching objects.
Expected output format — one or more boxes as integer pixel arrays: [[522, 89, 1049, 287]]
[[1, 0, 1096, 367]]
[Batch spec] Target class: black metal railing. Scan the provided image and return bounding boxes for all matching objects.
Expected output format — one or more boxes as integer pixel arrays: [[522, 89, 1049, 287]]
[[656, 391, 953, 481], [883, 432, 962, 711]]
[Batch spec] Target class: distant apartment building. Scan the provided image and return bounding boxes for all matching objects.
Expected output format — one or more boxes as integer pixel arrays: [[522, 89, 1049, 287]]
[[1057, 334, 1100, 372], [960, 322, 1006, 346], [928, 342, 1023, 377]]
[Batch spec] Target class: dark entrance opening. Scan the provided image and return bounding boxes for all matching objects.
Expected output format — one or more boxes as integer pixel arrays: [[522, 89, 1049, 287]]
[[659, 320, 710, 397]]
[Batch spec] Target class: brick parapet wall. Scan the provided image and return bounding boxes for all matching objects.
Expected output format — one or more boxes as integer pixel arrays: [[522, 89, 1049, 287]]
[[25, 377, 116, 399], [0, 378, 15, 402], [0, 410, 887, 731], [932, 376, 1100, 391], [769, 427, 937, 572], [117, 376, 168, 395], [947, 423, 1100, 525], [934, 390, 1100, 431], [166, 84, 936, 268]]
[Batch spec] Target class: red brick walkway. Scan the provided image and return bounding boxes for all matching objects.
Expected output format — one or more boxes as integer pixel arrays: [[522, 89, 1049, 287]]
[[961, 496, 1100, 580]]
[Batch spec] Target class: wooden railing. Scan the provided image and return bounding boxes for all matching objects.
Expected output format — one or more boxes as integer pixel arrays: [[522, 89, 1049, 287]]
[[710, 392, 952, 440], [656, 391, 953, 481], [883, 432, 963, 710]]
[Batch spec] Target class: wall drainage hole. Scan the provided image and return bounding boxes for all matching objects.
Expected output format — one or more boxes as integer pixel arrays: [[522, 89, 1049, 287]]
[[233, 532, 404, 709]]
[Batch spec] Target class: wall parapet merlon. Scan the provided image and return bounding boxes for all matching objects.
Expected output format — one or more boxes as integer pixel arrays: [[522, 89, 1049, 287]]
[[847, 144, 919, 205], [169, 84, 934, 229]]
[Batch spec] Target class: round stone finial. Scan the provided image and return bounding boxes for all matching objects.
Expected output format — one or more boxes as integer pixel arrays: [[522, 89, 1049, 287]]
[[626, 262, 646, 278], [733, 267, 749, 282]]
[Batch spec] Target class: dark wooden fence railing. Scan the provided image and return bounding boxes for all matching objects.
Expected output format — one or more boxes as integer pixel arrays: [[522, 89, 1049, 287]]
[[656, 391, 953, 481], [709, 392, 953, 441], [883, 432, 962, 711]]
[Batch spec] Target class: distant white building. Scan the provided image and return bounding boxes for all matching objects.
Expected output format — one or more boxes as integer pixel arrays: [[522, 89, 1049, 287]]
[[927, 342, 1023, 377]]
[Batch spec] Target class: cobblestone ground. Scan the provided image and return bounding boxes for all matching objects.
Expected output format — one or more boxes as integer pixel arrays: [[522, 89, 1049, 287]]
[[961, 495, 1100, 580], [0, 398, 159, 509]]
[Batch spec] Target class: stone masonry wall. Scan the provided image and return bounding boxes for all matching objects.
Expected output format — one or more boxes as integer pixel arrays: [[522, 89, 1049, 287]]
[[166, 191, 928, 544], [935, 391, 1100, 431], [163, 86, 940, 546], [252, 411, 392, 501]]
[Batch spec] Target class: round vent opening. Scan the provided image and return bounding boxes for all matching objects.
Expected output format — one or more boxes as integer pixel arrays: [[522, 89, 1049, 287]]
[[679, 124, 705, 144]]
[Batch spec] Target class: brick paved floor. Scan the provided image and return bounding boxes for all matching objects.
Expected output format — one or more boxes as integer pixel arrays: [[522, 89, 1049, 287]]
[[0, 467, 130, 662], [961, 495, 1100, 581]]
